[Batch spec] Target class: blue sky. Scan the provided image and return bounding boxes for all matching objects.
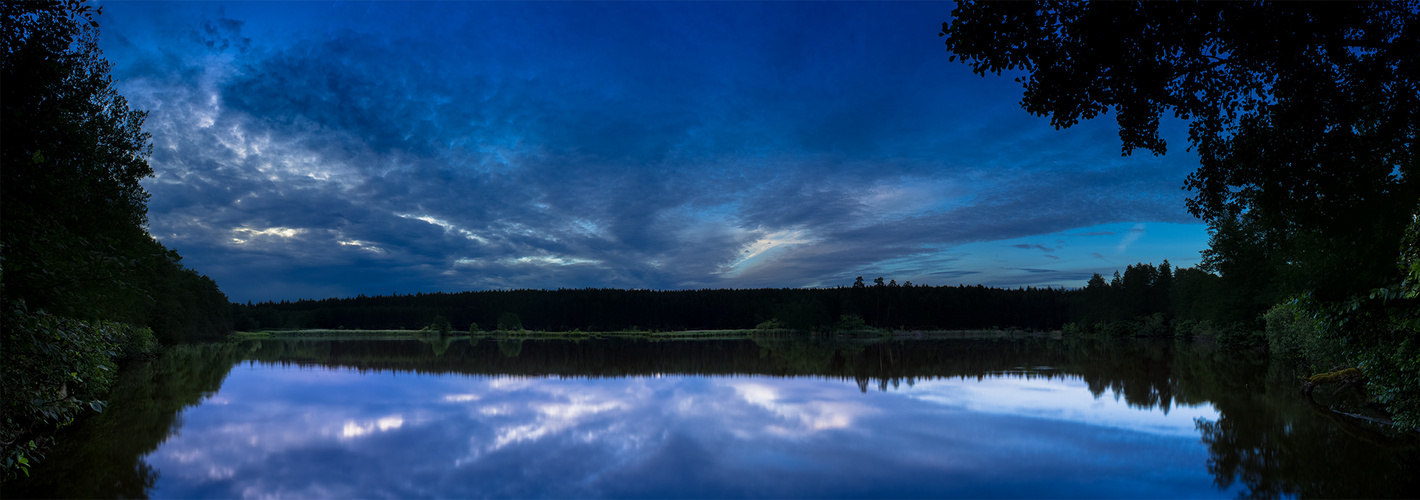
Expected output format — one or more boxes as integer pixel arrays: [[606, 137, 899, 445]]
[[96, 1, 1209, 302]]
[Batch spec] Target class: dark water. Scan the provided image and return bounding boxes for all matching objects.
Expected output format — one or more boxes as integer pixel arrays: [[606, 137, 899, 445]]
[[9, 337, 1418, 498]]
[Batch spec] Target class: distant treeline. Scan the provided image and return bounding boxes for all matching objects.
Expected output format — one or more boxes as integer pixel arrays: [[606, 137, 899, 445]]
[[234, 261, 1246, 337], [237, 283, 1069, 332]]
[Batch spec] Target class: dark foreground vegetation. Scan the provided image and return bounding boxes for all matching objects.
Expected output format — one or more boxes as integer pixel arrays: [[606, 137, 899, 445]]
[[942, 1, 1420, 431], [1, 1, 233, 479]]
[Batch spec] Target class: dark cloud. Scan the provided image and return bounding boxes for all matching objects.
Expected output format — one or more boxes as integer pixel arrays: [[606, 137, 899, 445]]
[[194, 13, 250, 52], [102, 2, 1208, 301]]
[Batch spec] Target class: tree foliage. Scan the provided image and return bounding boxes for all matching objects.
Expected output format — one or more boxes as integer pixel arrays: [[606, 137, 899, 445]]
[[1, 0, 233, 335], [1, 0, 233, 479], [0, 303, 158, 480], [2, 0, 152, 319], [943, 1, 1417, 299], [497, 312, 523, 332], [943, 0, 1419, 427], [429, 315, 452, 335]]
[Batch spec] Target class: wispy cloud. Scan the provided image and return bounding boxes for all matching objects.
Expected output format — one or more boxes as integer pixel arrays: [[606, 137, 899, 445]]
[[1116, 224, 1147, 253], [100, 2, 1207, 301], [1010, 244, 1058, 252]]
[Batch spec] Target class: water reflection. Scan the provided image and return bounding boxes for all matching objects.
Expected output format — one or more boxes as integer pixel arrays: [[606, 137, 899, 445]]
[[10, 338, 1418, 498], [141, 370, 1222, 498]]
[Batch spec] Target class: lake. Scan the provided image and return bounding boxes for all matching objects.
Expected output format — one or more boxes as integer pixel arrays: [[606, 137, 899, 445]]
[[9, 336, 1418, 498]]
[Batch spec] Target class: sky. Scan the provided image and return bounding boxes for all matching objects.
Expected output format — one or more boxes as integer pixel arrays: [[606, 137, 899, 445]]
[[94, 1, 1211, 303]]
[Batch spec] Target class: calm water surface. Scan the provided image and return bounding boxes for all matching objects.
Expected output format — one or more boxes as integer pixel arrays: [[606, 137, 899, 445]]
[[11, 337, 1418, 498]]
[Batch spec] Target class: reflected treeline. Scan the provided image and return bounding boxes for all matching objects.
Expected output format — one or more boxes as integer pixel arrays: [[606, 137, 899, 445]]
[[12, 338, 1418, 499], [7, 342, 252, 498], [234, 337, 1191, 411], [239, 337, 1085, 388], [1192, 359, 1420, 499]]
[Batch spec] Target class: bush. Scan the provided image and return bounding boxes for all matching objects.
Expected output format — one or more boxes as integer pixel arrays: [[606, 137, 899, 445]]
[[429, 315, 452, 335], [1139, 312, 1169, 337], [496, 312, 522, 332], [1185, 320, 1222, 340], [1103, 320, 1136, 339], [467, 322, 480, 334], [755, 318, 784, 330], [118, 326, 160, 361], [1264, 300, 1340, 368], [833, 314, 869, 332], [1214, 323, 1265, 350], [0, 303, 152, 479]]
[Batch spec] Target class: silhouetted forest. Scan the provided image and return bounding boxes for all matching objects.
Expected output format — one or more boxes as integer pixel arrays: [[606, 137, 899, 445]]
[[232, 262, 1247, 342], [235, 282, 1065, 332]]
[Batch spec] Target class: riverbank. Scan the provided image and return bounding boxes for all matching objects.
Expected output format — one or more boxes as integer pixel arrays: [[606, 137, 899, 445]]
[[231, 327, 1061, 341]]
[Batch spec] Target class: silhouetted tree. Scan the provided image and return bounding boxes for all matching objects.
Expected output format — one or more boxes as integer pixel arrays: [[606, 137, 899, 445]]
[[1, 1, 234, 478], [943, 0, 1418, 424]]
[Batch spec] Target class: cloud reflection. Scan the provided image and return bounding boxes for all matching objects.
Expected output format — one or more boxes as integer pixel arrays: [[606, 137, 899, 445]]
[[143, 364, 1235, 498], [729, 381, 876, 433], [340, 415, 404, 438], [905, 376, 1218, 436]]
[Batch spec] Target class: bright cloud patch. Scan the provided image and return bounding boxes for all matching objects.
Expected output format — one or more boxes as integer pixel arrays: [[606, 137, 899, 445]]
[[230, 226, 305, 244], [723, 229, 814, 277]]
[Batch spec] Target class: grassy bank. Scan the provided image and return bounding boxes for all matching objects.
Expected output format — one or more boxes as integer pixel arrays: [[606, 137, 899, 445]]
[[232, 327, 1061, 341]]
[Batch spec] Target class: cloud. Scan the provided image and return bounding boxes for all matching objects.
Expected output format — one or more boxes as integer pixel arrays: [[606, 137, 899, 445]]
[[1018, 268, 1059, 274], [1010, 244, 1058, 252], [101, 2, 1208, 301], [1116, 224, 1148, 253]]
